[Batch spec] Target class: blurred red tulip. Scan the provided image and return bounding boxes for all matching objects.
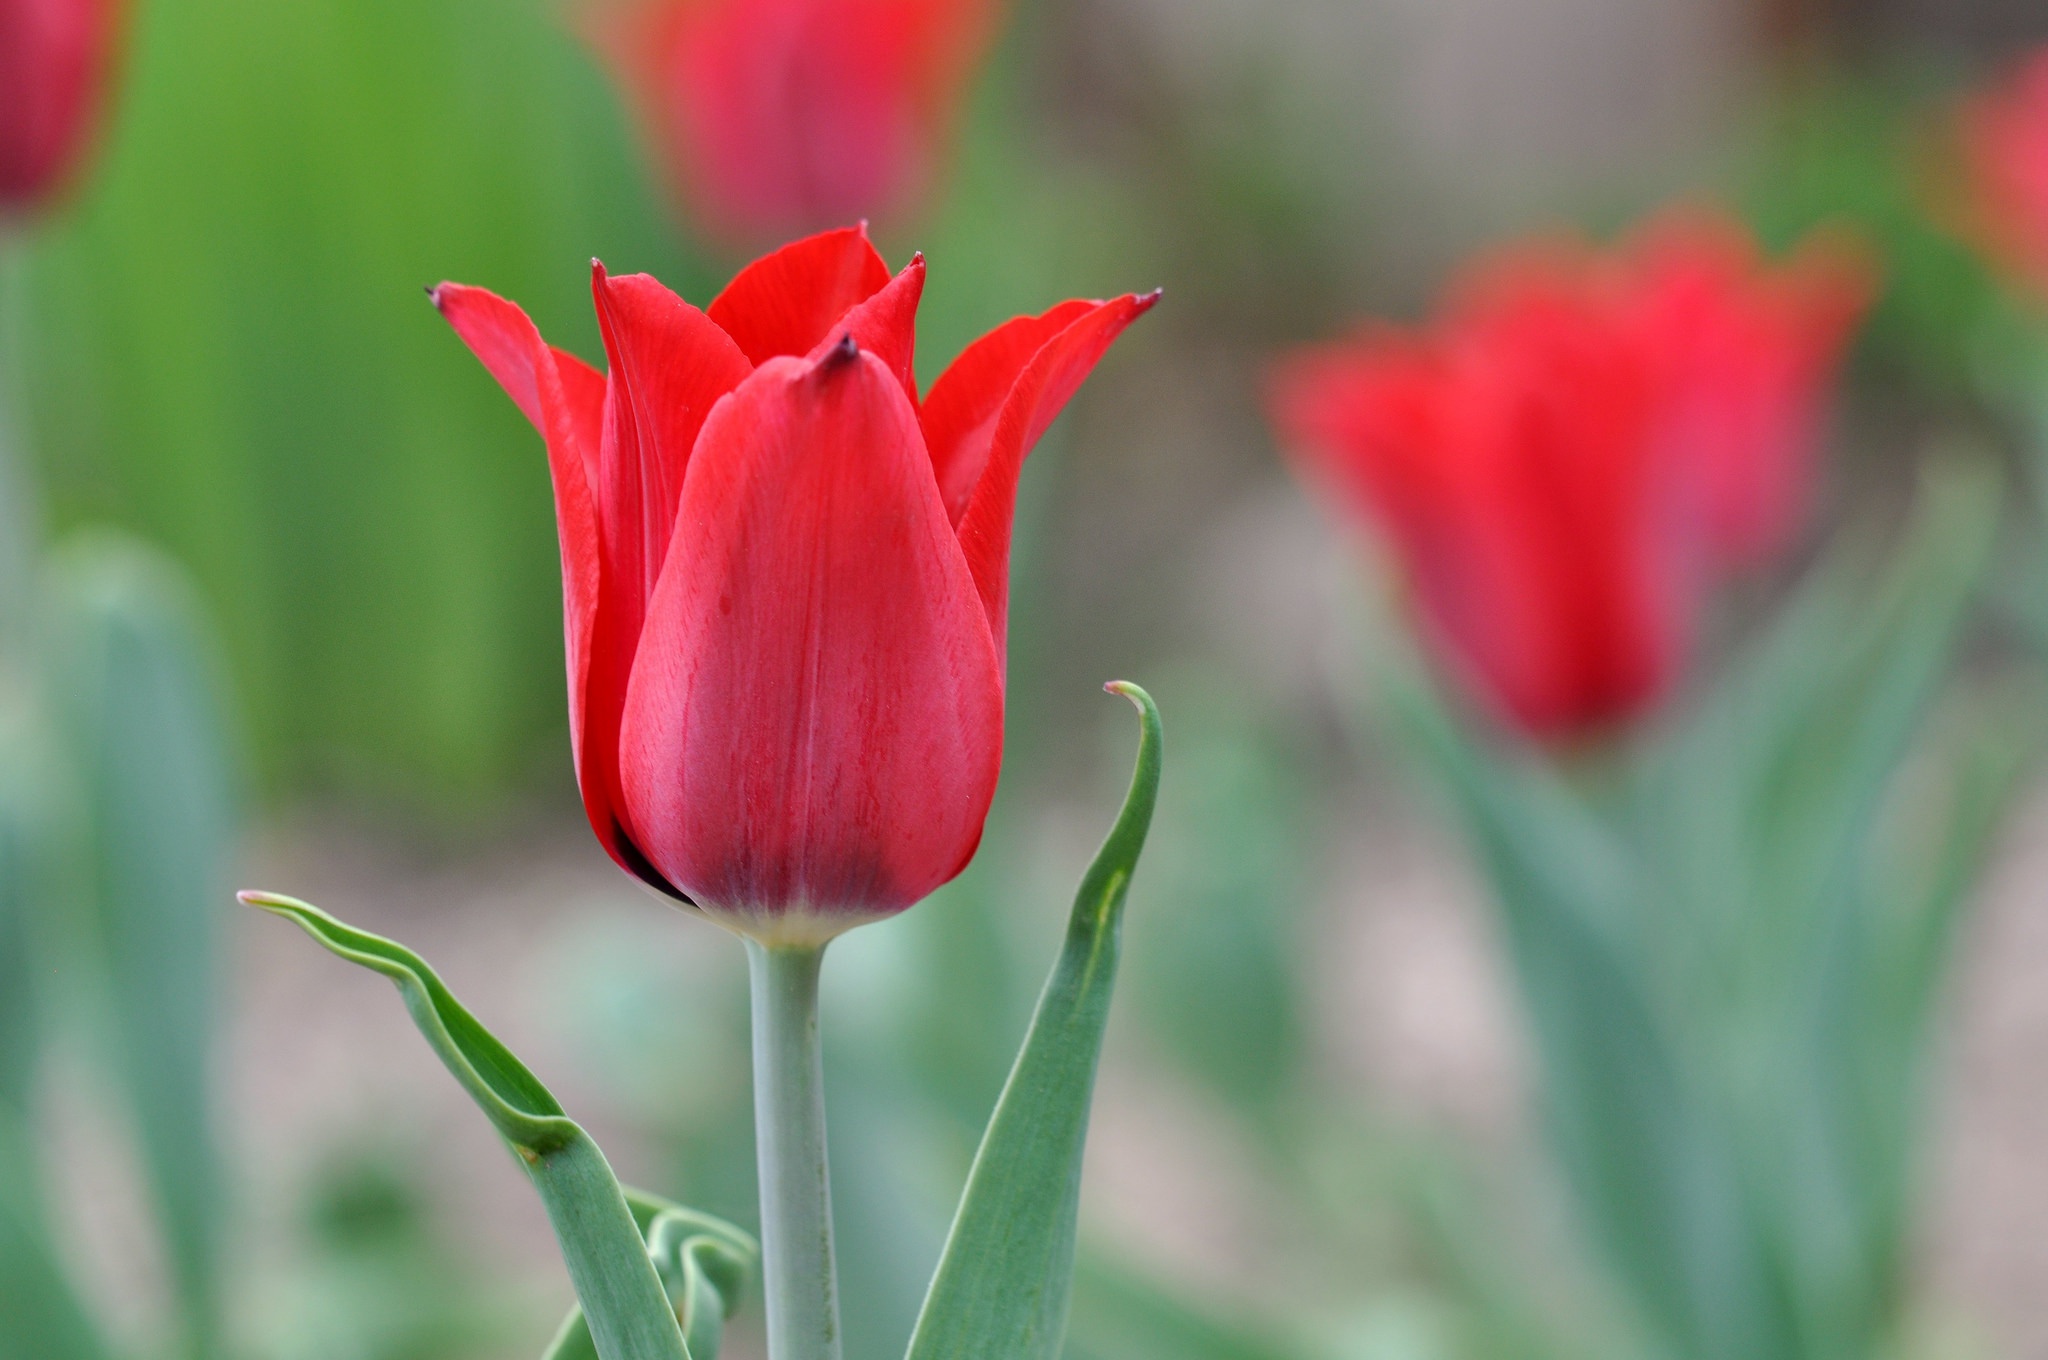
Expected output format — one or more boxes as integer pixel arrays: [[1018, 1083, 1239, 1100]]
[[0, 0, 119, 214], [1954, 47, 2048, 300], [1270, 211, 1867, 739], [436, 226, 1153, 941], [588, 0, 999, 244]]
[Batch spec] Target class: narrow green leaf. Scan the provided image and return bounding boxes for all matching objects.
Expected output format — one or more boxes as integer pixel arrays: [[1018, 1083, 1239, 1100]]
[[0, 708, 44, 1114], [543, 1188, 760, 1360], [43, 532, 237, 1355], [904, 681, 1162, 1360], [242, 892, 693, 1360]]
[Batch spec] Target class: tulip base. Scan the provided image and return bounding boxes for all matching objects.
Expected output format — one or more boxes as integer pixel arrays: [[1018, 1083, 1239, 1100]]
[[746, 939, 843, 1360]]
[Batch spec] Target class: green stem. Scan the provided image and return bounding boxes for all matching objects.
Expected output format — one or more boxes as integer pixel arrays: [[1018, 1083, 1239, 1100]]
[[746, 940, 843, 1360]]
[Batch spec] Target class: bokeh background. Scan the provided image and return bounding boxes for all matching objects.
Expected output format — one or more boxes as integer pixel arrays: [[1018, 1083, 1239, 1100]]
[[13, 0, 2048, 1357]]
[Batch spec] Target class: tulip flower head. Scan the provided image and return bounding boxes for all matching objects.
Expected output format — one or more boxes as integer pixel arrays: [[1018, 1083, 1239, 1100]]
[[587, 0, 999, 243], [1953, 47, 2048, 301], [1270, 211, 1867, 740], [0, 0, 119, 215], [435, 227, 1153, 942]]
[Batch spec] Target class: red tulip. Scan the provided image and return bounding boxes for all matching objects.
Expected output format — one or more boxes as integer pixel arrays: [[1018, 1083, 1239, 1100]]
[[1953, 47, 2048, 300], [588, 0, 999, 243], [1270, 212, 1866, 739], [434, 226, 1154, 940], [0, 0, 119, 214]]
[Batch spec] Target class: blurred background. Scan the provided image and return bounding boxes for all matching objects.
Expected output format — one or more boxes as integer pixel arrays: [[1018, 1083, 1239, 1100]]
[[12, 0, 2048, 1357]]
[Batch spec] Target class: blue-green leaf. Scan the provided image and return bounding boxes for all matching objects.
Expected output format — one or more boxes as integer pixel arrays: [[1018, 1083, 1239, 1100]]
[[243, 892, 694, 1360], [0, 707, 46, 1117], [44, 532, 237, 1356], [543, 1187, 759, 1360], [903, 681, 1162, 1360]]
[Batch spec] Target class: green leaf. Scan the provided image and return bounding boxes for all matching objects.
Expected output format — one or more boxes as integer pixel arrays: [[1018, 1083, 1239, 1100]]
[[242, 891, 694, 1360], [904, 681, 1162, 1360], [543, 1187, 760, 1360], [43, 532, 237, 1356], [0, 707, 45, 1115]]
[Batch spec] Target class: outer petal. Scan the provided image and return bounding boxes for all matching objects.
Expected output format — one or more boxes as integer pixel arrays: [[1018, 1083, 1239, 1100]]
[[706, 224, 893, 364], [952, 291, 1159, 668], [1628, 214, 1871, 567], [431, 284, 638, 870], [617, 343, 1004, 940], [920, 298, 1098, 521]]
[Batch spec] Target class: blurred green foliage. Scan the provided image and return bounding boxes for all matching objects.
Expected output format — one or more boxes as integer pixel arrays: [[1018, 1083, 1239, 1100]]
[[0, 527, 237, 1360], [19, 0, 689, 808], [1740, 62, 2048, 414], [1386, 461, 2030, 1360]]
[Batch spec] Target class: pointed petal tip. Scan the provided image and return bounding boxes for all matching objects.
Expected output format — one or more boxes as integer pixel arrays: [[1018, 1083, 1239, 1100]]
[[817, 330, 862, 374]]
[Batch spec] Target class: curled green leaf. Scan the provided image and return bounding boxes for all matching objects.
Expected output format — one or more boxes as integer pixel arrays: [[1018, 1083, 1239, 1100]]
[[242, 892, 691, 1360], [904, 681, 1163, 1360], [545, 1189, 760, 1360]]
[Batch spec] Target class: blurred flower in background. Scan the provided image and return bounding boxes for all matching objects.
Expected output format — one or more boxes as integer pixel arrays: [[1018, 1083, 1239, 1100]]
[[586, 0, 1001, 245], [0, 0, 120, 215], [1269, 210, 1868, 738], [1951, 45, 2048, 302]]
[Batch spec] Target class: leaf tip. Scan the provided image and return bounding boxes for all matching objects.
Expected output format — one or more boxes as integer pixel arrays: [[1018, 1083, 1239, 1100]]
[[1103, 678, 1149, 708], [1103, 681, 1161, 745]]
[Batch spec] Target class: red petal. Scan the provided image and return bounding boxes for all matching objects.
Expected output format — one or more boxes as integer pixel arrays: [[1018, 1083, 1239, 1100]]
[[432, 284, 630, 866], [617, 344, 1003, 938], [591, 262, 754, 619], [707, 224, 894, 364], [952, 291, 1159, 668], [921, 298, 1097, 522], [805, 253, 925, 402]]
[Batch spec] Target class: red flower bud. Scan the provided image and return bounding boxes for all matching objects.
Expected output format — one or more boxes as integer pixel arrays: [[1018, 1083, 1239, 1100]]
[[436, 226, 1153, 940], [1952, 47, 2048, 302], [1270, 210, 1867, 740], [587, 0, 999, 243], [0, 0, 119, 215]]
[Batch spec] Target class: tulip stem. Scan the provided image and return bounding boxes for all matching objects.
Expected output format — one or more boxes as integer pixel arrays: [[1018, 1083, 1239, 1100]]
[[746, 939, 843, 1360]]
